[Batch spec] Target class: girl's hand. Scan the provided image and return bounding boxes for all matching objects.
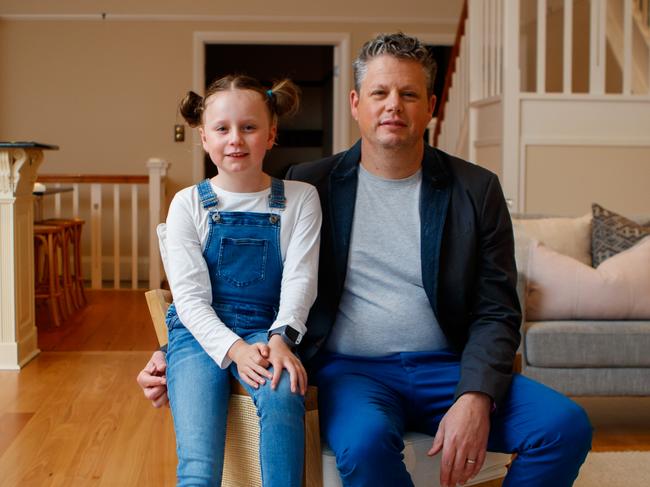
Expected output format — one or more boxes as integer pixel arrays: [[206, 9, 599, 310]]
[[228, 340, 272, 389], [268, 335, 308, 395]]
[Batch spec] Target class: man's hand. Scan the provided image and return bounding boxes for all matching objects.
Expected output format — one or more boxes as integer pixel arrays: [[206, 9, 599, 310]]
[[136, 350, 169, 408], [228, 340, 272, 389], [268, 335, 307, 395], [427, 392, 492, 487]]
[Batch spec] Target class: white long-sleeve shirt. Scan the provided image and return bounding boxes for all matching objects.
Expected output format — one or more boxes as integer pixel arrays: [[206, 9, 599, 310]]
[[160, 179, 321, 369]]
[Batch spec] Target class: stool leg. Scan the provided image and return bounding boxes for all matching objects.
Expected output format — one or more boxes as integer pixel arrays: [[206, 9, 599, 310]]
[[34, 235, 46, 322], [46, 233, 62, 327], [61, 228, 76, 314], [55, 231, 70, 322]]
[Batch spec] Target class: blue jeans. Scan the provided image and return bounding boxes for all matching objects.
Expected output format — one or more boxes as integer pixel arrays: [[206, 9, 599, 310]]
[[314, 350, 592, 487], [166, 306, 305, 487]]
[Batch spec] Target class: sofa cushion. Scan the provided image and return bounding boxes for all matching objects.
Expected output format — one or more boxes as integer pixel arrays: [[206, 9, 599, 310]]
[[512, 214, 592, 265], [522, 365, 650, 396], [525, 321, 650, 368], [592, 203, 650, 267], [526, 238, 650, 320]]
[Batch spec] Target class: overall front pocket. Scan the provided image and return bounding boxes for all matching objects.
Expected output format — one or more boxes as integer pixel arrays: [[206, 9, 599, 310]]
[[217, 237, 268, 287]]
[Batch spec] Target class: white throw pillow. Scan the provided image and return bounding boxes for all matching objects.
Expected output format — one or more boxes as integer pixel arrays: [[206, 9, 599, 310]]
[[512, 214, 592, 265], [526, 238, 650, 320]]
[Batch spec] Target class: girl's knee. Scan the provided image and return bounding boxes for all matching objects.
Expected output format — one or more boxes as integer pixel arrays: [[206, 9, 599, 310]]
[[255, 373, 305, 415]]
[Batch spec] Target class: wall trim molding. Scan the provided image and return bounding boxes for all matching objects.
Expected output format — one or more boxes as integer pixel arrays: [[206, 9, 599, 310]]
[[522, 136, 650, 147], [0, 13, 457, 26]]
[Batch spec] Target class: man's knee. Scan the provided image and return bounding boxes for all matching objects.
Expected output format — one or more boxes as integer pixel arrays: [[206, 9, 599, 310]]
[[532, 397, 592, 455], [334, 424, 406, 477], [558, 401, 592, 452]]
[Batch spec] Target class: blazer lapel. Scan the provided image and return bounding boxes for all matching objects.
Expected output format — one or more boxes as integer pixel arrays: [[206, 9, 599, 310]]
[[329, 140, 361, 294], [420, 145, 451, 316]]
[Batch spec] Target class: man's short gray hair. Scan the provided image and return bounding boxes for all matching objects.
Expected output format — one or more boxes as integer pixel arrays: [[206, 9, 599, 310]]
[[353, 32, 437, 97]]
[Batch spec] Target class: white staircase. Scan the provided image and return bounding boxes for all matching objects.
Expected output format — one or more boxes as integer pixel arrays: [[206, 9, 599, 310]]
[[435, 0, 650, 216]]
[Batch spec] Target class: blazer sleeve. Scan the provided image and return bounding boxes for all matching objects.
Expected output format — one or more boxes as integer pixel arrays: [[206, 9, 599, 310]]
[[455, 174, 522, 407]]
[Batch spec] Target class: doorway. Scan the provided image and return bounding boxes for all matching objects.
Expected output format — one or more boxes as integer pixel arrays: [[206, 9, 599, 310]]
[[192, 32, 351, 182]]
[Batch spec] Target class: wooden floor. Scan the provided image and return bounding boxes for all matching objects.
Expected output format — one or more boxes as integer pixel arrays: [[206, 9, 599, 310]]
[[1, 290, 649, 485], [37, 290, 159, 352], [0, 351, 176, 487]]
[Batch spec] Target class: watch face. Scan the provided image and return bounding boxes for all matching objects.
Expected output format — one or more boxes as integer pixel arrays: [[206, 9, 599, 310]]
[[285, 326, 301, 344]]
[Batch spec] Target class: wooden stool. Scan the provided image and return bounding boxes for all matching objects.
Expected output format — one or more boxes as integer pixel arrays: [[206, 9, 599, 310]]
[[33, 224, 65, 327], [40, 218, 86, 310]]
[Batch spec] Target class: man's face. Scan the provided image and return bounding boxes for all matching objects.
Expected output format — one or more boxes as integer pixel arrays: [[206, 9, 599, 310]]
[[351, 55, 436, 152]]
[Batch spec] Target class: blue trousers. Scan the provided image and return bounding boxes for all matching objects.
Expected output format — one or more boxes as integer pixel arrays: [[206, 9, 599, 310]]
[[314, 349, 592, 487], [167, 322, 305, 487]]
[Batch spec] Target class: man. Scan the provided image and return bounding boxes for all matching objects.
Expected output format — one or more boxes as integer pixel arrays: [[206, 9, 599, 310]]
[[138, 33, 591, 487]]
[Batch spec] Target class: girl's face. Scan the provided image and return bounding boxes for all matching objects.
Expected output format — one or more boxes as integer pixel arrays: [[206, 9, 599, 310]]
[[200, 89, 276, 179]]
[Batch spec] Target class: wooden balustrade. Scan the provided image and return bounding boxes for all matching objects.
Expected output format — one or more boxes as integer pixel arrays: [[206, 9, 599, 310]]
[[436, 0, 650, 151], [36, 158, 170, 290], [433, 0, 650, 214]]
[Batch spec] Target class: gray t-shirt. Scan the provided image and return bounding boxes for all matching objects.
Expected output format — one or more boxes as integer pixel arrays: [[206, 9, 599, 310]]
[[325, 165, 449, 356]]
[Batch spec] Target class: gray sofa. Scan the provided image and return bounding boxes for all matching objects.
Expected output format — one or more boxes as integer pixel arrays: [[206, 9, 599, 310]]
[[512, 214, 650, 396]]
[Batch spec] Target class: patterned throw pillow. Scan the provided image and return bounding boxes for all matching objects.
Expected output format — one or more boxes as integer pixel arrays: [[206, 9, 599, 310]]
[[591, 203, 650, 267]]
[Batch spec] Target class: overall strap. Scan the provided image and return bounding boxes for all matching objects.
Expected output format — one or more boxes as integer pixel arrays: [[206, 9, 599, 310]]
[[196, 179, 219, 210], [268, 178, 286, 210]]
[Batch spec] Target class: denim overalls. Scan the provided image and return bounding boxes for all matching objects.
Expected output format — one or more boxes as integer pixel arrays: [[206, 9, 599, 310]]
[[166, 179, 304, 487]]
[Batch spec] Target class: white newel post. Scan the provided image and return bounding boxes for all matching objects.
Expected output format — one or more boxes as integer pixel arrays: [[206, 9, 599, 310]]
[[147, 158, 170, 289], [500, 0, 521, 212], [0, 143, 57, 369]]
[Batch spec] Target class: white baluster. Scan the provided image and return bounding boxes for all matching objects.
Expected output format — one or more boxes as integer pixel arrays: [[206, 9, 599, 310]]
[[623, 0, 633, 94], [72, 183, 79, 219], [90, 183, 102, 289], [590, 0, 607, 94], [131, 184, 138, 290], [483, 0, 489, 99], [469, 0, 483, 103], [113, 184, 120, 289], [537, 0, 548, 94], [563, 0, 574, 93], [490, 0, 497, 97], [496, 0, 503, 95]]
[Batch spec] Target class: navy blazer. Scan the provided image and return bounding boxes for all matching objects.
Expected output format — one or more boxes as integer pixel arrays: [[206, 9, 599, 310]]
[[286, 140, 521, 406]]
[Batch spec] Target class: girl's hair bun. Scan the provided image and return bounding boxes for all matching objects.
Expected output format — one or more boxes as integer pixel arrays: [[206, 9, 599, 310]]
[[178, 91, 204, 127]]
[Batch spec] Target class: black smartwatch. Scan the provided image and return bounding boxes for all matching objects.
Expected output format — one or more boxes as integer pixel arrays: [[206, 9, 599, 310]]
[[268, 325, 302, 348]]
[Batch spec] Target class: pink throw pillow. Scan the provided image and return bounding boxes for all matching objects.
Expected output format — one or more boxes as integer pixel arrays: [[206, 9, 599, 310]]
[[526, 238, 650, 320]]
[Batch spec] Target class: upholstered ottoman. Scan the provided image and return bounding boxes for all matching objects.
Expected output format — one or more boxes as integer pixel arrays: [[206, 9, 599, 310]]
[[322, 432, 511, 487]]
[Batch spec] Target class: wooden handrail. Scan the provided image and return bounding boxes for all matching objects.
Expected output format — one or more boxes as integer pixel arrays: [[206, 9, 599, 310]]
[[37, 174, 149, 184], [433, 0, 468, 147]]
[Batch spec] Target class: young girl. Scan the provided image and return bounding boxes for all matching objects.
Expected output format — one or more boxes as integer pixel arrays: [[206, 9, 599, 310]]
[[162, 75, 321, 486]]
